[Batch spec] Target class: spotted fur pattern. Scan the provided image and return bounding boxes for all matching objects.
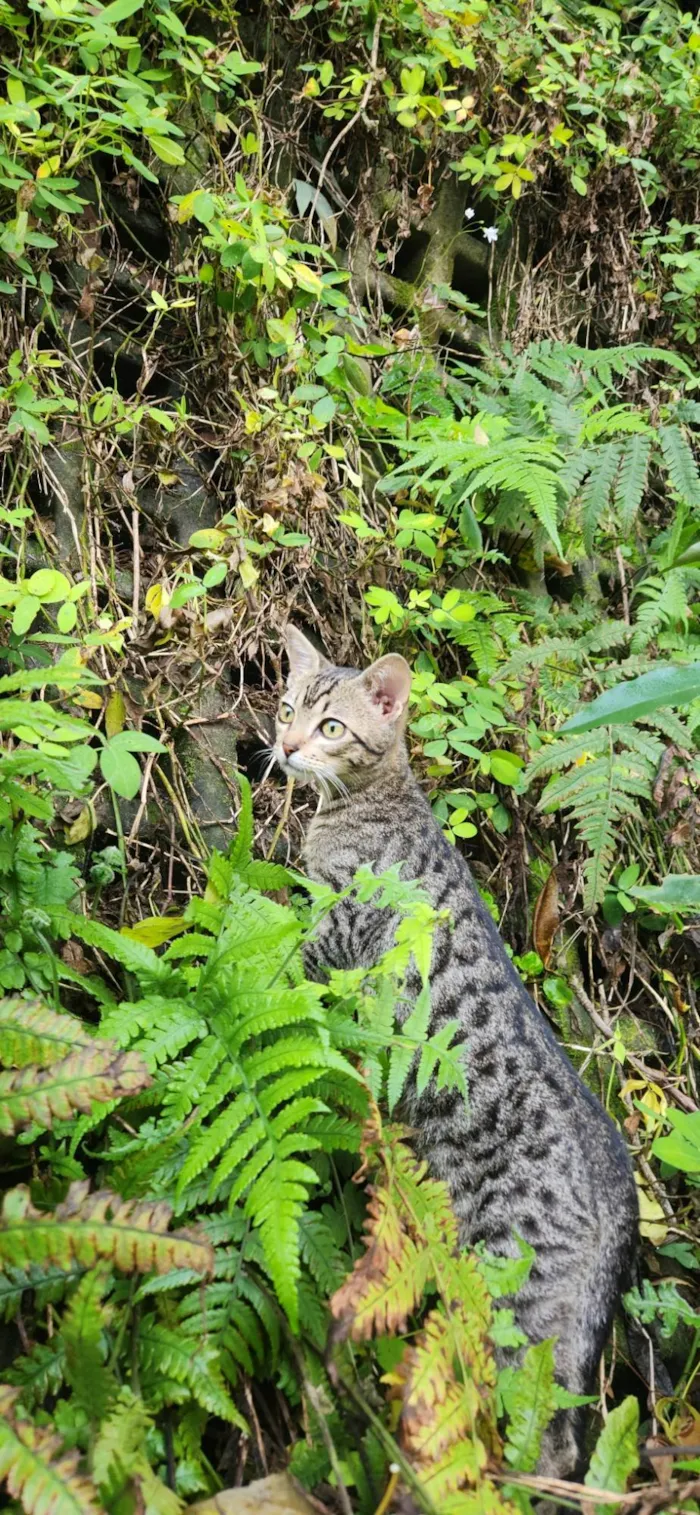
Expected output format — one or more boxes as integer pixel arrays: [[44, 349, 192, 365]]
[[275, 627, 638, 1480]]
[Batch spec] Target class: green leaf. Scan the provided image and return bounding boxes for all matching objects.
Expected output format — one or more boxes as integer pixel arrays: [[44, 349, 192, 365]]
[[629, 874, 700, 913], [562, 662, 700, 732], [651, 1109, 700, 1173], [12, 597, 41, 637], [148, 136, 185, 166], [57, 602, 77, 633], [584, 1396, 639, 1510], [97, 0, 144, 22], [503, 1338, 557, 1472], [312, 394, 336, 425], [99, 744, 142, 799], [106, 731, 166, 755]]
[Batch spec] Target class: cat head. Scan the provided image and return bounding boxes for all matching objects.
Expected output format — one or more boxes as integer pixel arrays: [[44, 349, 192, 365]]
[[274, 626, 412, 798]]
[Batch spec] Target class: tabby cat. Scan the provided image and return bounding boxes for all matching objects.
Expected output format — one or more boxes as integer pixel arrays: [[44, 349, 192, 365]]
[[274, 625, 638, 1481]]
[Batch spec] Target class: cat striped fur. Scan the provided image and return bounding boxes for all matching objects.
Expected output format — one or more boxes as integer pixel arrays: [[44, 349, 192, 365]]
[[274, 625, 638, 1482]]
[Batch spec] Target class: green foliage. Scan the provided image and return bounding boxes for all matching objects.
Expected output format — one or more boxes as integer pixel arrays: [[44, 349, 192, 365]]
[[1, 0, 696, 1504], [652, 1109, 700, 1173], [525, 724, 666, 909], [584, 1397, 640, 1512], [563, 661, 700, 732], [367, 342, 698, 567]]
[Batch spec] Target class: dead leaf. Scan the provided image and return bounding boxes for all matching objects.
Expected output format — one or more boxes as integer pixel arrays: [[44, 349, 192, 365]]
[[65, 804, 95, 846], [533, 867, 559, 968], [204, 606, 233, 634], [634, 1172, 668, 1245], [187, 1474, 315, 1515], [60, 941, 92, 975], [77, 286, 95, 319], [646, 1438, 673, 1488]]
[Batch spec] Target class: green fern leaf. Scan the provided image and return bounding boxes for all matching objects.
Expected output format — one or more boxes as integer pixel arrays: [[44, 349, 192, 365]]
[[50, 911, 174, 991], [578, 442, 621, 554], [614, 434, 651, 533], [92, 1389, 181, 1515], [138, 1320, 247, 1428], [631, 569, 696, 654], [61, 1269, 116, 1422], [527, 728, 658, 907], [6, 1341, 66, 1406], [299, 1211, 349, 1294], [584, 1395, 639, 1512], [503, 1338, 557, 1472], [0, 1182, 214, 1277], [0, 1264, 84, 1323], [227, 772, 254, 871], [659, 425, 700, 505], [0, 1047, 150, 1135], [0, 1384, 102, 1515]]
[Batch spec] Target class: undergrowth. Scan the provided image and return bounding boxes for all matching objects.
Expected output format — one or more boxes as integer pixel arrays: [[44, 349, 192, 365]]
[[2, 0, 700, 1509]]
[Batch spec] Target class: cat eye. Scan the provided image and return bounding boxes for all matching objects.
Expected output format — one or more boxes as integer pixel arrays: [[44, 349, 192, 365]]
[[320, 719, 345, 739], [278, 701, 294, 724]]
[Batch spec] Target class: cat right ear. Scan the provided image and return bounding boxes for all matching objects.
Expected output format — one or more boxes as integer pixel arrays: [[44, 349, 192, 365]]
[[284, 625, 329, 680], [361, 654, 412, 723]]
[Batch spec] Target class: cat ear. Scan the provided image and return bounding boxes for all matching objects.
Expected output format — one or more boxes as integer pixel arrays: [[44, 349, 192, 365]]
[[284, 625, 329, 679], [361, 654, 411, 722]]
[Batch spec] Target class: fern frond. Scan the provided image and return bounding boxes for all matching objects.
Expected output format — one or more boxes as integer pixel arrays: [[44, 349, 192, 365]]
[[299, 1210, 348, 1294], [503, 1339, 557, 1473], [61, 1269, 116, 1422], [0, 1264, 84, 1323], [331, 1130, 459, 1341], [0, 1384, 102, 1515], [227, 772, 254, 872], [138, 1320, 247, 1428], [578, 442, 621, 554], [658, 424, 700, 506], [614, 434, 651, 533], [0, 1182, 214, 1277], [0, 998, 96, 1068], [0, 1046, 150, 1135], [527, 728, 659, 907], [631, 569, 694, 653], [6, 1341, 66, 1405], [92, 1389, 183, 1515]]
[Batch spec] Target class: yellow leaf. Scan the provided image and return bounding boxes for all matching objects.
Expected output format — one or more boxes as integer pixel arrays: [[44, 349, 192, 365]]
[[121, 916, 188, 947], [74, 690, 103, 710], [65, 804, 95, 845], [176, 191, 198, 223], [37, 155, 60, 179], [261, 513, 279, 536], [239, 557, 259, 590], [290, 262, 323, 294], [105, 691, 126, 739], [635, 1173, 668, 1245], [145, 584, 169, 619]]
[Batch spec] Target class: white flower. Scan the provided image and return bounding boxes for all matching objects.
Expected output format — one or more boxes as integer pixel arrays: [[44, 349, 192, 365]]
[[483, 226, 498, 243], [465, 207, 475, 220]]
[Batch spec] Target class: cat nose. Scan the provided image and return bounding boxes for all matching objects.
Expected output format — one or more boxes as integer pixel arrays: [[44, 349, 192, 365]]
[[282, 738, 299, 757]]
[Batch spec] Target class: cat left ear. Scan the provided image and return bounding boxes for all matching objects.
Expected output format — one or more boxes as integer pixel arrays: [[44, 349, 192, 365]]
[[361, 654, 411, 722], [284, 624, 330, 680]]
